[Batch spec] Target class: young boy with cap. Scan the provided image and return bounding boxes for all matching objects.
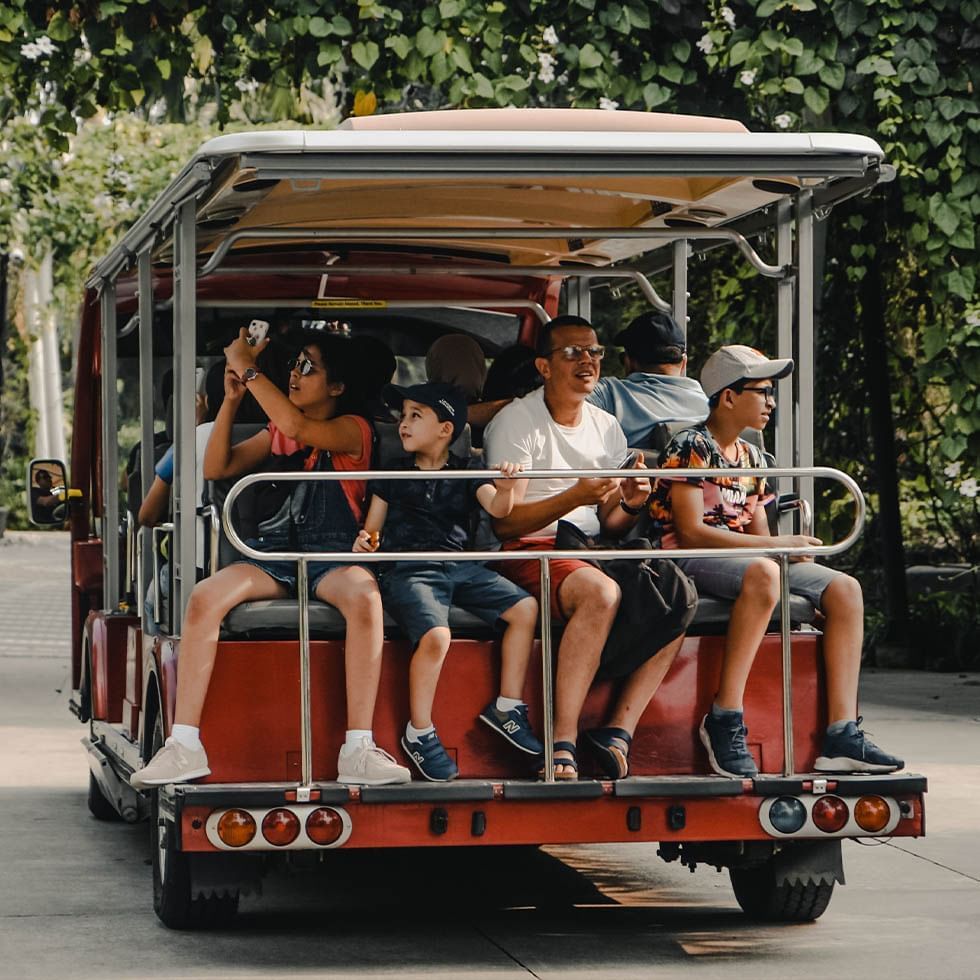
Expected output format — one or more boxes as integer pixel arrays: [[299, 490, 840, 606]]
[[354, 381, 542, 781], [586, 310, 708, 447], [648, 345, 904, 778]]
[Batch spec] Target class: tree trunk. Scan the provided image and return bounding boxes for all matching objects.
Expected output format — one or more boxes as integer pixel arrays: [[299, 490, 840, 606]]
[[859, 199, 911, 655]]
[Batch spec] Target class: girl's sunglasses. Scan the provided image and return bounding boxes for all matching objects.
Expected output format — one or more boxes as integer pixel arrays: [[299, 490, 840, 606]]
[[288, 353, 317, 377]]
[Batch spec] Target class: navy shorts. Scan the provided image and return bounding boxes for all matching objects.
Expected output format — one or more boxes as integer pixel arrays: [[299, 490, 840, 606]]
[[380, 560, 532, 647]]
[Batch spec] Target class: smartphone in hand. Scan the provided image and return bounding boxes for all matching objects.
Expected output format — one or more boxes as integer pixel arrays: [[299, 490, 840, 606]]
[[247, 319, 270, 347]]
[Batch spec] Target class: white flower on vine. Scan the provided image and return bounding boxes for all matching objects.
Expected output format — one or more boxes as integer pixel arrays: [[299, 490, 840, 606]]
[[944, 461, 963, 479], [542, 26, 559, 46], [0, 178, 11, 194], [967, 311, 980, 328], [22, 36, 56, 60], [740, 68, 757, 86], [599, 97, 620, 111], [610, 51, 621, 66], [720, 6, 736, 28], [774, 113, 793, 129], [10, 247, 24, 262], [537, 51, 556, 84], [959, 477, 978, 498], [235, 78, 259, 94], [697, 34, 715, 55]]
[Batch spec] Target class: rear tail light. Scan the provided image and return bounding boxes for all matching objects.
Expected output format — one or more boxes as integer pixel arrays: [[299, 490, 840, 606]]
[[306, 807, 345, 845], [768, 797, 807, 834], [855, 795, 890, 832], [812, 795, 849, 833], [217, 809, 257, 847], [262, 808, 301, 846]]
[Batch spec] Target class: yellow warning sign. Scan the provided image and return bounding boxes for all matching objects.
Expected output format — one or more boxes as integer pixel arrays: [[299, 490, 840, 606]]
[[311, 299, 388, 309]]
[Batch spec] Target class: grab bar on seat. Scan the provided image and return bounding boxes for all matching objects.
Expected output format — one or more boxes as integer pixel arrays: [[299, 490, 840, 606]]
[[222, 466, 865, 789]]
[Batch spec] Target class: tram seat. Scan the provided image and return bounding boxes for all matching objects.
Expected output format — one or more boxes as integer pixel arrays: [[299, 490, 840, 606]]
[[222, 591, 816, 639]]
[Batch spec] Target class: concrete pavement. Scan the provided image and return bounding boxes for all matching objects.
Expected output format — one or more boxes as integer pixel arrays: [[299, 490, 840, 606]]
[[1, 530, 979, 979]]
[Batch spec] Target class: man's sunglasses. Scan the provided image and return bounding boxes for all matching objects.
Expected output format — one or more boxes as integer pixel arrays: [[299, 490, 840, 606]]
[[288, 353, 317, 376], [548, 344, 606, 361]]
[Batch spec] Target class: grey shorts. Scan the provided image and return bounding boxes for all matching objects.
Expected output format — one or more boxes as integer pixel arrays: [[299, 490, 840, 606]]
[[673, 556, 844, 612]]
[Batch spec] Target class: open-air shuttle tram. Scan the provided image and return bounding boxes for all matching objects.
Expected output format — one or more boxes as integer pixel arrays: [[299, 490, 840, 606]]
[[36, 108, 924, 928]]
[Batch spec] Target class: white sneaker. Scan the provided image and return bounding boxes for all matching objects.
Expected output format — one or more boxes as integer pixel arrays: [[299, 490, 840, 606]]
[[130, 737, 210, 789], [337, 738, 411, 786]]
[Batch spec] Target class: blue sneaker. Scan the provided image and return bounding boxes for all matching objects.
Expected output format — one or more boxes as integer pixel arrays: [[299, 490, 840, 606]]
[[478, 702, 543, 756], [401, 729, 459, 781], [699, 711, 759, 778], [815, 718, 904, 773]]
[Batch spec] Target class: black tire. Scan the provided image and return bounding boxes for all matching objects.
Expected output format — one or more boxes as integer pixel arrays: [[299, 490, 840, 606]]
[[87, 770, 122, 821], [730, 863, 835, 922], [148, 716, 239, 929]]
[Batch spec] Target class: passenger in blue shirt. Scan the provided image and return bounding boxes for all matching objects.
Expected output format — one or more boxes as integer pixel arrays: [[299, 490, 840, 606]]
[[587, 311, 709, 447]]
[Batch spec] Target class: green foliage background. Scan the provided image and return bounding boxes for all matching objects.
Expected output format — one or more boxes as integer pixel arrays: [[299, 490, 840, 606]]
[[0, 0, 976, 649]]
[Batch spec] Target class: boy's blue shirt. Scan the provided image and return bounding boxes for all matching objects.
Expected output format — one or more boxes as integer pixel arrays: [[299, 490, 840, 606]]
[[367, 453, 493, 552]]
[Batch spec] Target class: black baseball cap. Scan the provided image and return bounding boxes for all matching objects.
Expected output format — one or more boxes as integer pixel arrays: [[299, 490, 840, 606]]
[[615, 311, 686, 364], [383, 381, 468, 441]]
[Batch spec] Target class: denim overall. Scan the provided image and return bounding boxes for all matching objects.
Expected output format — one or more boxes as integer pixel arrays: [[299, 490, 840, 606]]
[[243, 449, 362, 599]]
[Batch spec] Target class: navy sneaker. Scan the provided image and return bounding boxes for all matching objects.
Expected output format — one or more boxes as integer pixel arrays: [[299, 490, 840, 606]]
[[401, 729, 459, 782], [478, 702, 543, 756], [815, 718, 904, 773], [699, 711, 759, 778]]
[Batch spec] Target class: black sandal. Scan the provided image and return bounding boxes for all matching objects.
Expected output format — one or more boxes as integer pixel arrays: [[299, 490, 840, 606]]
[[584, 727, 632, 779], [538, 740, 579, 781]]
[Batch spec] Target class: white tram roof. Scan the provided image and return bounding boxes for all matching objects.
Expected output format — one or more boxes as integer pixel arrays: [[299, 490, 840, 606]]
[[88, 108, 887, 287]]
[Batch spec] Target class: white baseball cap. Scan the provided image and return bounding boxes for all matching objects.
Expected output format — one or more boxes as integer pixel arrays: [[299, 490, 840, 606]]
[[700, 345, 794, 399]]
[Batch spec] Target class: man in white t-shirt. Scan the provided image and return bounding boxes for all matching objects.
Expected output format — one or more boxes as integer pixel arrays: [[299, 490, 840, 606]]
[[484, 315, 684, 781]]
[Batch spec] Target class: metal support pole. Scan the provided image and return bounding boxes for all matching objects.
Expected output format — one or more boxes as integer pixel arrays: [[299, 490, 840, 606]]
[[297, 558, 313, 787], [566, 276, 592, 321], [779, 554, 795, 776], [539, 556, 555, 784], [672, 240, 688, 337], [100, 282, 120, 610], [137, 251, 155, 632], [796, 190, 815, 511], [775, 198, 795, 532], [172, 200, 198, 633]]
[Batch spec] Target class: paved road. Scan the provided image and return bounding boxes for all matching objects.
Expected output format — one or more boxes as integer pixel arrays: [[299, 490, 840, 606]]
[[2, 531, 979, 979]]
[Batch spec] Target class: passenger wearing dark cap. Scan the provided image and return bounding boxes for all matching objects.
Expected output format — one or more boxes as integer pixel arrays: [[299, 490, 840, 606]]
[[587, 311, 708, 447], [354, 381, 543, 781]]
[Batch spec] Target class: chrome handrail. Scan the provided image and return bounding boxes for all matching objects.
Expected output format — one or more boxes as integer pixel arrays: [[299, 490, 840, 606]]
[[219, 466, 864, 787]]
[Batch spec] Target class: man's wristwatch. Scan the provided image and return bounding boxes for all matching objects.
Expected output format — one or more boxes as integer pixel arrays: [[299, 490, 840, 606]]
[[241, 367, 260, 385], [619, 498, 644, 516]]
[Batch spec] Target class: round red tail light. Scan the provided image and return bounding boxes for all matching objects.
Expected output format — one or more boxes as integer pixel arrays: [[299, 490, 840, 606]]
[[812, 795, 849, 833], [262, 808, 300, 846], [306, 807, 344, 845], [855, 796, 890, 832], [217, 809, 257, 847]]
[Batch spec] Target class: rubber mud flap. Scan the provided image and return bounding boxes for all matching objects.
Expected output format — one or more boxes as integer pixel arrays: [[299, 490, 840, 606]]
[[773, 838, 845, 887]]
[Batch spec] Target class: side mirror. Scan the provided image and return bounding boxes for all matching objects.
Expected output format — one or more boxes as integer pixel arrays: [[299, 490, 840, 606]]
[[27, 458, 72, 527]]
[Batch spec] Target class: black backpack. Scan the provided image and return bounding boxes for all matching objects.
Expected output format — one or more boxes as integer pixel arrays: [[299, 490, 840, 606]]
[[553, 520, 698, 680]]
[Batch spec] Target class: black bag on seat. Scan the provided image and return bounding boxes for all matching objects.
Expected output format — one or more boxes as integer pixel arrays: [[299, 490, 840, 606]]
[[234, 449, 311, 543], [553, 520, 698, 679]]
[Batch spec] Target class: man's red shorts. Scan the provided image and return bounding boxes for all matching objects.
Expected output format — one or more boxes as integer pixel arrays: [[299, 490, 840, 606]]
[[493, 537, 592, 622]]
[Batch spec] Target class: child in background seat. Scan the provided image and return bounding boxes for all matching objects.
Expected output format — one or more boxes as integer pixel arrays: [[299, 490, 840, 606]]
[[354, 381, 542, 781]]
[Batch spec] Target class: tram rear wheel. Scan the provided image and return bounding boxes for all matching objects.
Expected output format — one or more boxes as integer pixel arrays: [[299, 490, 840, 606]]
[[730, 862, 835, 922]]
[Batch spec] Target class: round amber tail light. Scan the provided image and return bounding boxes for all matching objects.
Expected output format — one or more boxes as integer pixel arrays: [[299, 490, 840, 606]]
[[855, 795, 890, 832], [262, 808, 301, 847], [217, 809, 257, 847], [306, 807, 344, 845], [812, 796, 849, 833]]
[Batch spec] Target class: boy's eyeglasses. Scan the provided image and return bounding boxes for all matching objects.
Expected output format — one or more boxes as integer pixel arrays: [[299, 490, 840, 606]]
[[288, 353, 316, 376], [548, 344, 606, 361], [740, 385, 776, 401]]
